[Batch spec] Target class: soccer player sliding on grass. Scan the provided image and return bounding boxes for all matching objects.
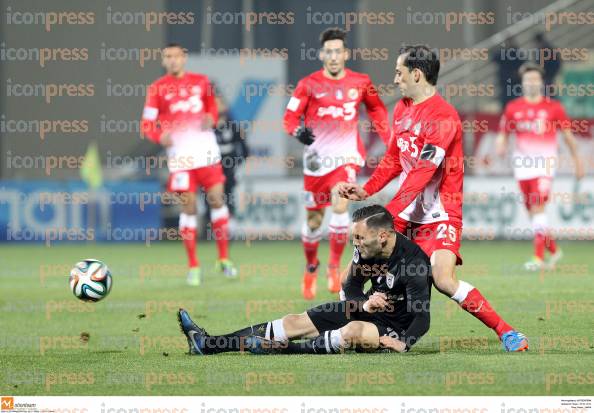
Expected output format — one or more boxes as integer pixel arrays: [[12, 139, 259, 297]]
[[338, 45, 528, 352], [178, 205, 431, 355]]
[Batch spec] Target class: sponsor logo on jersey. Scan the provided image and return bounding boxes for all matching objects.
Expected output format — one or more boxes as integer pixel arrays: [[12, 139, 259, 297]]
[[335, 89, 343, 100], [386, 272, 395, 288]]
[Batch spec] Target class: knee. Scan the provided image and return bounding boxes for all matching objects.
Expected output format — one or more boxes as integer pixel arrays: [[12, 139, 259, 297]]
[[282, 313, 306, 331], [340, 321, 365, 342]]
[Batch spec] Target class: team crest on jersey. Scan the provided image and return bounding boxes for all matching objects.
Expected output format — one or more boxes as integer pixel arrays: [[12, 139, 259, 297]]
[[353, 248, 360, 263], [348, 88, 359, 100], [386, 272, 395, 288], [335, 89, 343, 100]]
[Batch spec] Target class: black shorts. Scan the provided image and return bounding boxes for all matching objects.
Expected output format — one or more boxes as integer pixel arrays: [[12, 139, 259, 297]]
[[306, 301, 407, 340]]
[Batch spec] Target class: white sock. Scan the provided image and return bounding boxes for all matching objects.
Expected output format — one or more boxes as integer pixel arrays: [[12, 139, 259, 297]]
[[328, 211, 349, 234], [301, 222, 323, 243], [329, 329, 343, 352], [210, 205, 229, 223], [179, 213, 197, 229], [451, 280, 474, 303], [269, 319, 287, 342]]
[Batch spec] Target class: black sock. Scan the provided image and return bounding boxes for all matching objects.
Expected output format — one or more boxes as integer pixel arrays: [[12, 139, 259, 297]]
[[270, 331, 342, 355], [200, 322, 268, 355]]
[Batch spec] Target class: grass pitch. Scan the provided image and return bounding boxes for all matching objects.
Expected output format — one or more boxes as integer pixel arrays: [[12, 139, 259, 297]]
[[1, 240, 593, 395]]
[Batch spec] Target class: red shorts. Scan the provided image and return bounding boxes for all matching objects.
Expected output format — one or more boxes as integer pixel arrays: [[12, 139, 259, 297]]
[[167, 163, 226, 193], [518, 177, 552, 210], [303, 164, 359, 210], [394, 218, 463, 265]]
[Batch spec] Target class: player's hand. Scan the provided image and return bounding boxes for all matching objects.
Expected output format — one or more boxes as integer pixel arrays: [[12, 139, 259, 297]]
[[363, 292, 389, 313], [160, 132, 173, 147], [379, 335, 407, 353], [294, 126, 315, 145], [337, 182, 368, 201]]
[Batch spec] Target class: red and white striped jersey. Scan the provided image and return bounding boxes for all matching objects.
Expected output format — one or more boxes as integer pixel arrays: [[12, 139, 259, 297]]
[[499, 97, 571, 180], [364, 93, 464, 225], [141, 72, 219, 172], [283, 69, 390, 176]]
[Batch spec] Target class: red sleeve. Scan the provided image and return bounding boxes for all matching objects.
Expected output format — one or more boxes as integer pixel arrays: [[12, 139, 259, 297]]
[[385, 114, 459, 217], [498, 102, 513, 134], [283, 79, 310, 136], [203, 78, 218, 127], [555, 102, 571, 130], [362, 136, 402, 196], [362, 79, 390, 144], [141, 83, 162, 143]]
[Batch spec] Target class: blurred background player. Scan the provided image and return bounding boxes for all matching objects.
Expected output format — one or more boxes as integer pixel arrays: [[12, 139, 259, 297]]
[[141, 43, 238, 286], [201, 84, 249, 237], [495, 62, 584, 271], [340, 45, 528, 352], [283, 28, 390, 300]]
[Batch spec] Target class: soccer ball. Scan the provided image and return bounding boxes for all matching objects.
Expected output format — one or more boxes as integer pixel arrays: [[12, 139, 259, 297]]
[[69, 259, 112, 302]]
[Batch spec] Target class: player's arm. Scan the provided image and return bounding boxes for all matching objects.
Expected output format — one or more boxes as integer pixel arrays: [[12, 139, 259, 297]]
[[495, 103, 512, 157], [384, 116, 457, 218], [557, 103, 585, 180], [362, 79, 390, 144], [342, 259, 367, 303], [203, 79, 218, 129], [140, 82, 164, 144], [398, 258, 431, 350], [562, 129, 585, 180], [361, 135, 402, 196], [283, 79, 314, 145]]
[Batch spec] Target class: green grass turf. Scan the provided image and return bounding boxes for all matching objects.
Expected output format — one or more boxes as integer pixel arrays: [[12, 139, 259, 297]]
[[1, 240, 593, 396]]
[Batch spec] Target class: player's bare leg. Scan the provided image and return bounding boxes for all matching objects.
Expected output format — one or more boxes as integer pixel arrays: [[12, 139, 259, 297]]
[[327, 185, 350, 294], [525, 203, 560, 271], [177, 191, 201, 286], [206, 183, 237, 278], [431, 249, 528, 352], [301, 208, 324, 299]]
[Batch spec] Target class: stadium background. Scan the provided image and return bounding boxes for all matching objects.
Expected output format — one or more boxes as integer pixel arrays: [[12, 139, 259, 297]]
[[1, 0, 594, 396]]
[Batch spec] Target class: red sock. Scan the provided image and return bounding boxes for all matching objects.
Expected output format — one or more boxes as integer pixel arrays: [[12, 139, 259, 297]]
[[534, 232, 545, 260], [211, 217, 229, 260], [328, 231, 348, 267], [180, 227, 199, 268], [544, 231, 557, 254], [303, 241, 319, 267], [460, 288, 513, 337]]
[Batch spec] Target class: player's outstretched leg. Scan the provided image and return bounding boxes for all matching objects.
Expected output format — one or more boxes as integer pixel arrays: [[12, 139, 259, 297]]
[[177, 308, 287, 355], [250, 320, 380, 355], [432, 250, 529, 352], [301, 212, 323, 299]]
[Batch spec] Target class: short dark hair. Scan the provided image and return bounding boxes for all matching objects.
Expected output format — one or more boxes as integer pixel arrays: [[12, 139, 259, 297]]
[[518, 62, 544, 78], [352, 205, 395, 231], [399, 44, 440, 86], [164, 43, 187, 53], [320, 27, 347, 47]]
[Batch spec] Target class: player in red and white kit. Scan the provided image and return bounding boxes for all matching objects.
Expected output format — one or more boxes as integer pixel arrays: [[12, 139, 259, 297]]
[[339, 45, 528, 352], [283, 28, 390, 300], [141, 43, 237, 286], [496, 62, 584, 271]]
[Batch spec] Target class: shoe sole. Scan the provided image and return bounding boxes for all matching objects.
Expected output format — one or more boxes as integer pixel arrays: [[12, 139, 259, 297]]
[[176, 311, 195, 355]]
